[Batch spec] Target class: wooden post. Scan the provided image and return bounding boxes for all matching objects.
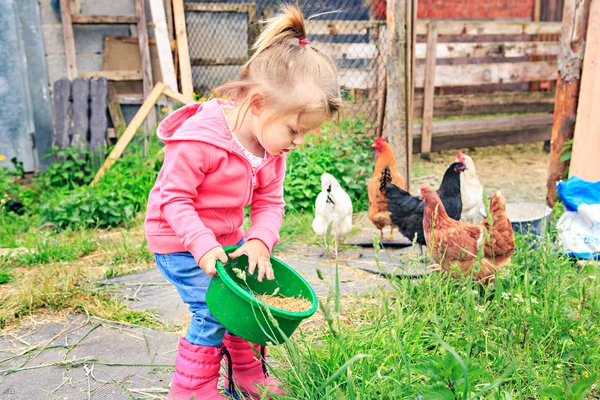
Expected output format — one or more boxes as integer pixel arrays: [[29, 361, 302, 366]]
[[107, 83, 126, 138], [149, 0, 178, 92], [420, 22, 437, 159], [247, 4, 258, 56], [173, 0, 193, 98], [386, 0, 412, 187], [135, 0, 156, 154], [91, 82, 166, 186], [569, 0, 600, 182], [546, 0, 592, 207], [59, 0, 77, 80]]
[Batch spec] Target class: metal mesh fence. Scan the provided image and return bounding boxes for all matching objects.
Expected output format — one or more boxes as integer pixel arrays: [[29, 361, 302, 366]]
[[184, 0, 386, 134]]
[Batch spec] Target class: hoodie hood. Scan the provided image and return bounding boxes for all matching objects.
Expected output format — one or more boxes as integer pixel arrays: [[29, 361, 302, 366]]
[[157, 99, 234, 149]]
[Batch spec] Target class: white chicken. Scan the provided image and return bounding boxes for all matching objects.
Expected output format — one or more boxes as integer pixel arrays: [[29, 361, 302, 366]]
[[457, 151, 485, 224], [312, 172, 353, 255]]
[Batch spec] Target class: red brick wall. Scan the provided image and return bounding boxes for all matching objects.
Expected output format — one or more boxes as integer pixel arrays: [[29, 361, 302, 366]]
[[374, 0, 534, 19]]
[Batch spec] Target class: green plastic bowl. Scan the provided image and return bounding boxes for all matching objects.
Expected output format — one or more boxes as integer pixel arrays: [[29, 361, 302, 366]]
[[206, 246, 318, 345]]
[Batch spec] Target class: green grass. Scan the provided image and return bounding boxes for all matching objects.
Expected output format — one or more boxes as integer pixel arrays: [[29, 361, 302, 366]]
[[272, 232, 600, 399]]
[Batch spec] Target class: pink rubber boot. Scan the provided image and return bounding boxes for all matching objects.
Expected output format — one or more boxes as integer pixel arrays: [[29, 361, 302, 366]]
[[222, 333, 285, 399], [168, 337, 227, 400]]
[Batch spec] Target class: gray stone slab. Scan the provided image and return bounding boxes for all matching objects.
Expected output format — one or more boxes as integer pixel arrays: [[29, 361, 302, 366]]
[[345, 212, 413, 247], [343, 247, 430, 278], [0, 314, 177, 400]]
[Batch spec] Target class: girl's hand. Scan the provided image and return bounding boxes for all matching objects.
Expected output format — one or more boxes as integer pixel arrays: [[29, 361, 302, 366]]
[[199, 247, 228, 276], [230, 240, 273, 282]]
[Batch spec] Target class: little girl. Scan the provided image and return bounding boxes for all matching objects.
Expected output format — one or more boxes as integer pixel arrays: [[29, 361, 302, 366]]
[[145, 4, 341, 399]]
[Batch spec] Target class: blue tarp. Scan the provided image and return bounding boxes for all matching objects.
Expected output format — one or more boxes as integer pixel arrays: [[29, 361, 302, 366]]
[[557, 176, 600, 211]]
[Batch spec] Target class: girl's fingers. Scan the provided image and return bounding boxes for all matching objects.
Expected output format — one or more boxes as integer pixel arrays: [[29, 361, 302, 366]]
[[204, 259, 217, 277], [257, 259, 267, 282], [266, 262, 275, 280], [248, 256, 258, 276]]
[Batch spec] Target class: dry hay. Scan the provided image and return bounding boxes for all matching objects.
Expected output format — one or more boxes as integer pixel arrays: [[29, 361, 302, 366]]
[[255, 294, 312, 313]]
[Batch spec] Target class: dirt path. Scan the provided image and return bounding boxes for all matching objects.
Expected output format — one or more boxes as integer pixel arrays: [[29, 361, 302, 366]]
[[411, 142, 549, 202]]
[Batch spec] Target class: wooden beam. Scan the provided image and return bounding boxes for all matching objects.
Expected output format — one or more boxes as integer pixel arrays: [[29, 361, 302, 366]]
[[107, 83, 126, 138], [149, 0, 178, 92], [163, 87, 195, 105], [420, 23, 437, 158], [413, 124, 552, 152], [173, 0, 193, 98], [569, 0, 600, 182], [91, 82, 166, 186], [386, 0, 411, 183], [413, 91, 556, 117], [306, 20, 382, 35], [414, 113, 554, 135], [71, 14, 137, 24], [190, 57, 247, 66], [135, 0, 156, 136], [414, 61, 557, 88], [415, 20, 562, 35], [415, 41, 560, 59], [59, 0, 77, 80], [546, 0, 592, 206], [80, 70, 142, 80], [184, 2, 255, 12]]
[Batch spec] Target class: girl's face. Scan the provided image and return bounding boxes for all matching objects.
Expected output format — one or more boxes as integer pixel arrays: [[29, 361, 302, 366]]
[[250, 99, 328, 156]]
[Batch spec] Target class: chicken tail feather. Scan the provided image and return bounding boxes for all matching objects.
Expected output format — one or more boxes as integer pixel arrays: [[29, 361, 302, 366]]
[[379, 165, 392, 191]]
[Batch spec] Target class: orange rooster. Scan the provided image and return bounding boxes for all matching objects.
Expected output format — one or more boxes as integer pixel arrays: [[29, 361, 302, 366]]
[[368, 137, 407, 240], [421, 186, 514, 283]]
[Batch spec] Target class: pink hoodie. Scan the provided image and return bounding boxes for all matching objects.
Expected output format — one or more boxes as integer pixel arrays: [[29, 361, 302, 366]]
[[145, 99, 286, 264]]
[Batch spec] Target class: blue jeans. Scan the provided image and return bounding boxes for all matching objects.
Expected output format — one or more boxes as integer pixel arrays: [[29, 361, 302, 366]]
[[155, 239, 244, 347]]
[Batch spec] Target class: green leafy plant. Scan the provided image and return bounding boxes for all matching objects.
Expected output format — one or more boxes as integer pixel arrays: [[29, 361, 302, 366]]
[[538, 376, 597, 400], [284, 118, 373, 212], [36, 146, 96, 189]]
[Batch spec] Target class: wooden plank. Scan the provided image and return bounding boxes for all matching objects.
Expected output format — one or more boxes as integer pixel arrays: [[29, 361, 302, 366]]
[[80, 70, 142, 80], [184, 2, 256, 13], [163, 87, 195, 105], [547, 0, 591, 206], [412, 124, 552, 152], [166, 0, 174, 40], [420, 23, 437, 158], [190, 57, 247, 66], [70, 77, 90, 151], [173, 0, 193, 98], [415, 41, 560, 59], [413, 113, 554, 135], [135, 0, 154, 99], [107, 83, 126, 138], [90, 78, 108, 167], [247, 4, 257, 56], [386, 0, 411, 183], [415, 20, 562, 36], [306, 20, 382, 35], [135, 0, 156, 135], [102, 35, 166, 95], [59, 0, 77, 80], [375, 25, 387, 137], [570, 0, 600, 181], [117, 94, 144, 104], [414, 61, 558, 88], [71, 14, 137, 24], [51, 78, 71, 152], [91, 82, 166, 186], [413, 91, 556, 117], [149, 0, 178, 91]]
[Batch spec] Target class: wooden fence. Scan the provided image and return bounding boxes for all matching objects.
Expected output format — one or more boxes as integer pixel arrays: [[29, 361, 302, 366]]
[[305, 19, 561, 152]]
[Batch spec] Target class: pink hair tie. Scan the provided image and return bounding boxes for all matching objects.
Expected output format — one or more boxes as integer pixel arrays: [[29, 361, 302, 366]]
[[299, 38, 309, 45]]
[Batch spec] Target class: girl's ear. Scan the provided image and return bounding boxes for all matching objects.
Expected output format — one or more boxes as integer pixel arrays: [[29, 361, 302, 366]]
[[249, 93, 266, 116]]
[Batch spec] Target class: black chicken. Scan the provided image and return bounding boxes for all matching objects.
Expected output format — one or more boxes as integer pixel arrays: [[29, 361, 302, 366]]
[[386, 161, 466, 253]]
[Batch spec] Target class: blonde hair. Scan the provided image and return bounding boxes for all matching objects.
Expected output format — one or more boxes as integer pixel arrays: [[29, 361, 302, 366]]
[[215, 4, 341, 122]]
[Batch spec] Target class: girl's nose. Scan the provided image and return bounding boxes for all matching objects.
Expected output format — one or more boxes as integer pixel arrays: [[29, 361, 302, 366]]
[[293, 135, 304, 145]]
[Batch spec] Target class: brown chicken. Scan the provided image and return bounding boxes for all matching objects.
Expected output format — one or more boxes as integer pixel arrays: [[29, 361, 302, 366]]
[[421, 186, 514, 283], [368, 137, 407, 240]]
